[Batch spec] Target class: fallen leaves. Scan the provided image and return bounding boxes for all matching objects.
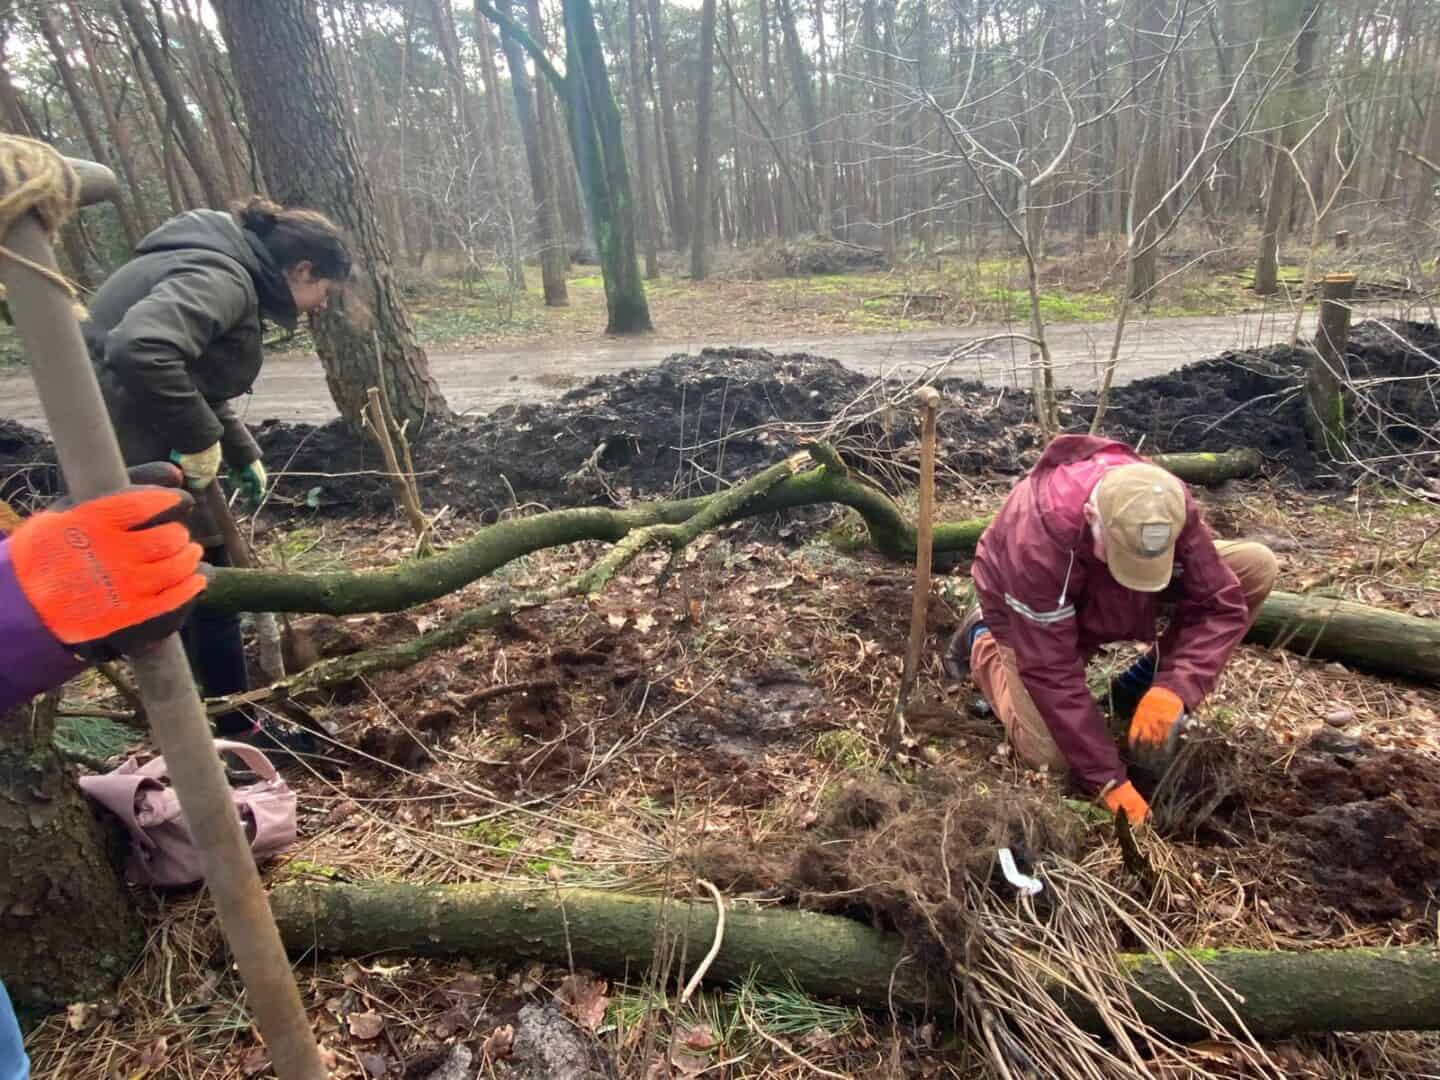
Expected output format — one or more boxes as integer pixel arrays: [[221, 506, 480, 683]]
[[347, 1011, 385, 1040], [558, 973, 609, 1031], [481, 1023, 514, 1061], [240, 1046, 271, 1077]]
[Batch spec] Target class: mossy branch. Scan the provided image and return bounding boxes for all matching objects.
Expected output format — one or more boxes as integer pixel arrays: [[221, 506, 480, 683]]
[[204, 454, 821, 712], [203, 453, 986, 617]]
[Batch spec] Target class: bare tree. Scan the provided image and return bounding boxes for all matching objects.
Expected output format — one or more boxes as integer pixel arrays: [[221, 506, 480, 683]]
[[496, 0, 571, 303], [1253, 0, 1323, 296], [646, 0, 690, 249], [691, 0, 719, 279], [117, 0, 227, 206]]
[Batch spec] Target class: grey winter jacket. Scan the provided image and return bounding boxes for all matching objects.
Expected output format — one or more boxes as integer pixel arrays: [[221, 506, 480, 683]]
[[84, 209, 297, 479]]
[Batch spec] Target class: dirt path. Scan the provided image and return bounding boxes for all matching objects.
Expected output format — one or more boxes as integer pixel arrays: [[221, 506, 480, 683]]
[[0, 309, 1320, 429]]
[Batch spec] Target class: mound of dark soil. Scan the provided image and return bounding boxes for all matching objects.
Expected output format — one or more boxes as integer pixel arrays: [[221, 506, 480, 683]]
[[1173, 728, 1440, 925], [256, 346, 878, 520], [1106, 318, 1440, 473], [5, 319, 1437, 521], [1276, 739, 1440, 921], [0, 417, 56, 510], [252, 319, 1439, 518]]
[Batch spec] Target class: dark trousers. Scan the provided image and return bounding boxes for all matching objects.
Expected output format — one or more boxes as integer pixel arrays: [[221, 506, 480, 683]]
[[182, 545, 251, 735]]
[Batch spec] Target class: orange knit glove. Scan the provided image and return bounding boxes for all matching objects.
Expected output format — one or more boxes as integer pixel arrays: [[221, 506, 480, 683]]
[[1101, 780, 1150, 827], [10, 479, 205, 655], [1128, 687, 1186, 748]]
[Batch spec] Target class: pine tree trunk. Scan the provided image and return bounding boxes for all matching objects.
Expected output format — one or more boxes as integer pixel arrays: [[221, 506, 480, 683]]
[[431, 0, 524, 287], [496, 0, 571, 303], [646, 0, 691, 249], [561, 0, 653, 332], [123, 28, 190, 215], [214, 0, 453, 430], [625, 0, 661, 278], [0, 701, 144, 1023], [175, 0, 248, 199], [775, 0, 828, 235], [1254, 0, 1321, 296], [116, 0, 226, 207], [879, 2, 898, 257], [35, 6, 142, 249], [1128, 0, 1166, 301], [690, 0, 718, 280], [526, 0, 584, 251], [475, 14, 528, 290], [69, 1, 155, 235]]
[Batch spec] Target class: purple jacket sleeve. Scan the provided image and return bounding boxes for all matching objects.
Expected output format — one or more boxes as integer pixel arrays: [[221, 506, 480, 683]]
[[1151, 514, 1250, 709], [0, 538, 84, 712]]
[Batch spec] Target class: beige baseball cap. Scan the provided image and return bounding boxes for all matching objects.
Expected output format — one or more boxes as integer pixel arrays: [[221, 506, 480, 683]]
[[1094, 464, 1186, 592]]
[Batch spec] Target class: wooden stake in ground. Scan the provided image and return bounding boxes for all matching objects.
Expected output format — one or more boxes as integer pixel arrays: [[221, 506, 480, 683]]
[[364, 369, 431, 555], [204, 483, 288, 682], [888, 385, 942, 752], [1306, 273, 1356, 460]]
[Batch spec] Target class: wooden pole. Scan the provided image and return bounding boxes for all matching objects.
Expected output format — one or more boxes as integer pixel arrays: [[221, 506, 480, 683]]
[[1307, 272, 1356, 459], [204, 483, 287, 681], [888, 386, 941, 751], [364, 386, 430, 552]]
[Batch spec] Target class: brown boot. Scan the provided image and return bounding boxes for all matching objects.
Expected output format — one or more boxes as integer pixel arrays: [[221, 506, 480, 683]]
[[942, 599, 987, 682]]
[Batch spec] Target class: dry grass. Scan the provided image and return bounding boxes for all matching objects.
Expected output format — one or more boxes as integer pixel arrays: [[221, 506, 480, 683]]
[[27, 479, 1440, 1078]]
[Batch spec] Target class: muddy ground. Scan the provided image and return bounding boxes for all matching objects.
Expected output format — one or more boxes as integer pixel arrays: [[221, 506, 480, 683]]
[[3, 318, 1438, 520], [16, 320, 1440, 1078], [91, 485, 1426, 1079]]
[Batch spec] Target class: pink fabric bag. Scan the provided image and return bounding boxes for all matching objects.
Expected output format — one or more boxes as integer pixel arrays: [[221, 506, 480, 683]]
[[79, 740, 297, 887]]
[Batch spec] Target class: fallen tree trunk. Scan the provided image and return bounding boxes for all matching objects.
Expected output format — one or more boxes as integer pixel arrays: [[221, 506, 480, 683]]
[[198, 443, 1440, 689], [1246, 590, 1440, 683], [271, 881, 1440, 1041], [1148, 448, 1263, 487], [204, 450, 1256, 617]]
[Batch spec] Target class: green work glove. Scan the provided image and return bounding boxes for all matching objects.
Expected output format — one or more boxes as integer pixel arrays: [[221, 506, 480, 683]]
[[237, 459, 267, 505], [169, 443, 223, 491]]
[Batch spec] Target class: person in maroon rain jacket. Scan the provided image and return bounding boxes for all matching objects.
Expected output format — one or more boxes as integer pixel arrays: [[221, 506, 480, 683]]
[[954, 435, 1278, 825], [0, 463, 206, 1080]]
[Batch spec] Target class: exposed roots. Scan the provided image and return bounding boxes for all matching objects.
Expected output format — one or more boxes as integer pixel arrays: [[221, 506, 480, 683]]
[[688, 771, 1284, 1077]]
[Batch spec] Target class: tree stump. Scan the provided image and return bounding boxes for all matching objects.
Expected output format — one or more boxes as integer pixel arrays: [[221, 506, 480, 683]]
[[1306, 273, 1356, 459]]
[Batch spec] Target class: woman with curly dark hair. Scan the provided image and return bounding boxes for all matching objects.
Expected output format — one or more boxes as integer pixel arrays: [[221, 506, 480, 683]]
[[84, 196, 351, 726]]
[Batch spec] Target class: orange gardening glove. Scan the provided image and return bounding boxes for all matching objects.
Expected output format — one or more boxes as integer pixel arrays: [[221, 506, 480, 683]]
[[1101, 780, 1150, 827], [9, 471, 205, 656], [1128, 687, 1185, 747], [1128, 685, 1189, 770]]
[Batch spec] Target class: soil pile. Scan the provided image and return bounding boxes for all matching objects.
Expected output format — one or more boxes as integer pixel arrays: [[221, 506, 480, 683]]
[[1109, 318, 1440, 473], [1163, 726, 1440, 926], [0, 417, 55, 511], [1276, 734, 1440, 922], [4, 319, 1436, 519], [252, 318, 1440, 518], [256, 347, 878, 520]]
